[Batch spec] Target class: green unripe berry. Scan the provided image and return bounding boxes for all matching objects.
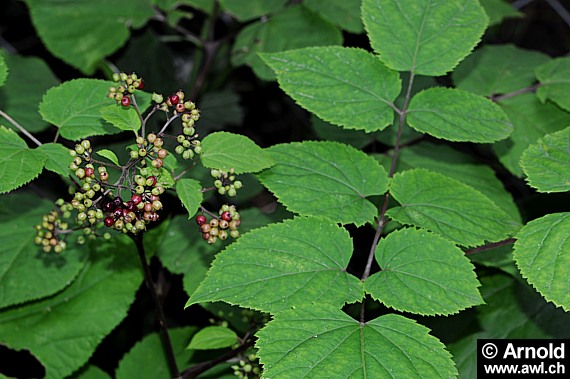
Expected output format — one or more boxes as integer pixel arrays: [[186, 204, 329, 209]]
[[86, 189, 96, 199], [182, 150, 194, 160], [152, 93, 163, 103], [130, 150, 139, 159], [138, 148, 147, 157], [82, 182, 91, 191], [112, 73, 120, 82], [194, 146, 203, 155], [77, 212, 87, 222], [83, 199, 93, 208], [75, 144, 85, 155], [175, 145, 184, 155], [227, 187, 237, 197], [182, 140, 191, 148], [183, 126, 195, 136], [233, 180, 243, 189], [214, 180, 223, 188], [75, 168, 85, 179], [176, 134, 186, 143], [104, 232, 111, 240], [128, 85, 135, 93], [69, 149, 77, 157], [135, 185, 145, 194], [230, 230, 240, 239], [81, 140, 91, 150], [119, 72, 128, 81], [69, 162, 78, 171], [218, 187, 226, 195]]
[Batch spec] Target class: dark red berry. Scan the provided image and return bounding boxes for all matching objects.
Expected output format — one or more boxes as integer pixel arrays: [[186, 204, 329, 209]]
[[125, 201, 135, 212], [169, 94, 179, 104], [113, 208, 123, 219], [196, 214, 207, 226], [131, 194, 142, 205], [147, 176, 157, 186], [113, 197, 123, 208], [104, 216, 115, 227], [221, 211, 232, 221], [102, 200, 113, 212], [121, 96, 131, 107], [85, 167, 94, 177], [138, 80, 145, 90]]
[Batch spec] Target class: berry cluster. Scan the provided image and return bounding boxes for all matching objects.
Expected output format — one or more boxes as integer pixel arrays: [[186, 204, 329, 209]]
[[100, 191, 162, 234], [107, 72, 144, 107], [34, 210, 68, 253], [210, 168, 242, 196], [231, 353, 261, 379], [195, 205, 241, 244], [131, 132, 167, 169]]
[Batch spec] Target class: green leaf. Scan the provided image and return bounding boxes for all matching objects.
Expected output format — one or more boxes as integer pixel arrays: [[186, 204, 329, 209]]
[[39, 79, 122, 140], [304, 0, 364, 33], [454, 44, 549, 96], [479, 0, 523, 26], [520, 126, 570, 193], [536, 57, 570, 112], [24, 0, 153, 75], [231, 4, 342, 80], [0, 125, 47, 194], [187, 217, 363, 313], [38, 142, 73, 176], [468, 243, 519, 277], [257, 141, 389, 226], [513, 213, 570, 312], [200, 132, 275, 174], [387, 169, 520, 247], [219, 0, 287, 21], [0, 193, 87, 309], [407, 87, 513, 143], [95, 148, 121, 166], [0, 52, 59, 133], [116, 327, 196, 379], [365, 228, 483, 316], [187, 326, 237, 350], [0, 236, 142, 379], [72, 365, 112, 379], [0, 53, 7, 86], [262, 46, 401, 132], [175, 178, 203, 219], [256, 307, 457, 378], [362, 0, 488, 75], [494, 94, 570, 176], [99, 105, 141, 133]]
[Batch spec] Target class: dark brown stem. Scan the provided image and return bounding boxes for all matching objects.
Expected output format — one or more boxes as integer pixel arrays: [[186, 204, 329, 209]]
[[132, 233, 181, 379], [490, 83, 540, 102], [464, 237, 516, 255]]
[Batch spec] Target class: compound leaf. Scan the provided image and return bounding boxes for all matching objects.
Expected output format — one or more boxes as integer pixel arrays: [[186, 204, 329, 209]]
[[186, 326, 237, 350], [175, 178, 203, 219], [187, 217, 363, 313], [256, 306, 457, 378], [0, 126, 46, 194], [387, 169, 520, 247], [200, 132, 275, 174], [257, 141, 389, 226], [362, 0, 488, 75], [365, 228, 483, 316], [407, 87, 512, 143], [262, 46, 401, 132], [536, 57, 570, 112], [520, 127, 570, 193], [514, 213, 570, 312], [24, 0, 153, 75]]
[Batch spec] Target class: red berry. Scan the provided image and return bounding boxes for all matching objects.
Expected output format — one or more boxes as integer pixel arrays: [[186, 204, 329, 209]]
[[102, 200, 113, 212], [147, 176, 157, 186], [221, 211, 232, 221], [85, 167, 94, 177], [138, 80, 145, 90], [125, 201, 135, 211], [113, 197, 123, 208], [113, 208, 123, 219], [131, 194, 142, 205], [170, 94, 179, 104], [196, 214, 207, 226], [175, 103, 185, 113], [121, 96, 131, 107], [104, 216, 115, 227]]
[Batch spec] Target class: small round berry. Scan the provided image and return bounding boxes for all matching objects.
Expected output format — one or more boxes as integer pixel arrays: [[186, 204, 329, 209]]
[[138, 80, 145, 90], [218, 230, 228, 240], [151, 158, 163, 168], [182, 150, 194, 160], [112, 73, 120, 82], [131, 194, 142, 205], [200, 224, 211, 233], [75, 144, 85, 155], [176, 135, 186, 144], [130, 150, 139, 159], [138, 148, 147, 157], [170, 94, 179, 104], [183, 126, 195, 136], [152, 93, 163, 103], [196, 215, 207, 225], [85, 167, 94, 177], [121, 96, 131, 107], [221, 211, 232, 221], [219, 219, 229, 229], [175, 103, 185, 113], [81, 140, 91, 150], [146, 176, 157, 186], [230, 230, 240, 239], [147, 133, 157, 143], [157, 149, 168, 159]]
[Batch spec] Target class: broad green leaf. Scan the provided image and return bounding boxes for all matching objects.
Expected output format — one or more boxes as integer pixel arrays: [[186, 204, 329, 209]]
[[24, 0, 153, 75], [38, 142, 73, 176], [0, 53, 7, 86], [99, 105, 141, 133], [362, 0, 488, 75], [39, 79, 122, 140], [116, 327, 196, 379], [72, 365, 112, 379], [365, 228, 483, 315], [256, 307, 457, 378], [513, 213, 570, 311], [95, 148, 120, 166], [187, 217, 363, 313], [448, 332, 487, 379], [186, 326, 237, 350], [175, 178, 203, 219], [231, 4, 342, 80], [257, 141, 389, 225], [0, 126, 46, 194], [219, 0, 287, 21], [520, 127, 570, 193], [0, 236, 142, 379], [200, 132, 275, 174], [304, 0, 364, 33], [479, 0, 523, 25], [468, 243, 519, 277], [377, 141, 520, 219], [262, 47, 401, 132], [0, 193, 87, 309], [407, 87, 513, 143], [494, 94, 570, 176], [454, 44, 548, 96], [0, 52, 59, 133], [387, 169, 520, 247], [536, 57, 570, 112]]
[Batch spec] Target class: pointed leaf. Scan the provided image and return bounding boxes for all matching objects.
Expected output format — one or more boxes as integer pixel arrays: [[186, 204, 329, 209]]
[[187, 326, 237, 350], [99, 105, 141, 133], [257, 141, 389, 226], [256, 306, 457, 378], [175, 178, 203, 219], [514, 212, 570, 312], [536, 57, 570, 112], [304, 0, 364, 33], [407, 87, 513, 143], [262, 46, 401, 132], [520, 127, 570, 193], [24, 0, 153, 75], [0, 126, 47, 194], [39, 142, 73, 176], [362, 0, 488, 75], [387, 169, 520, 247], [0, 237, 142, 379], [365, 228, 483, 315], [95, 148, 121, 166], [200, 132, 275, 174], [187, 217, 363, 313], [479, 0, 523, 26], [72, 365, 112, 379]]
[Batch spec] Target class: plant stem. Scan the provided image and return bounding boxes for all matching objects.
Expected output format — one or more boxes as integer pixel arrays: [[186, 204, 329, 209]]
[[132, 233, 181, 379], [464, 237, 516, 255], [0, 109, 43, 147]]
